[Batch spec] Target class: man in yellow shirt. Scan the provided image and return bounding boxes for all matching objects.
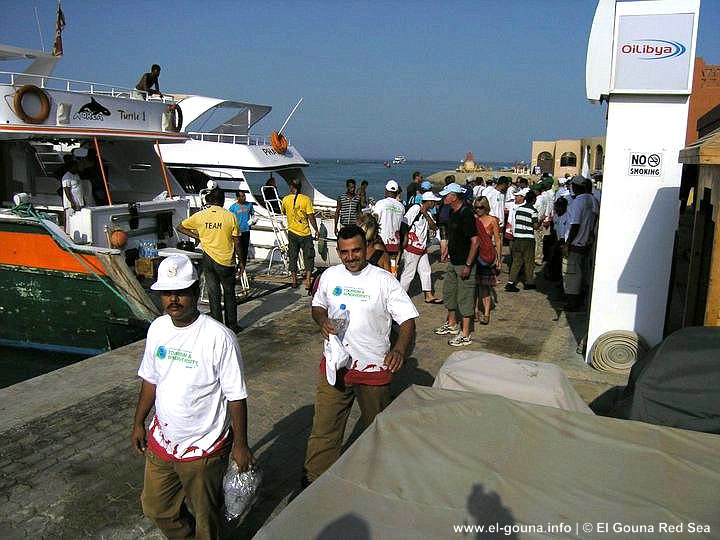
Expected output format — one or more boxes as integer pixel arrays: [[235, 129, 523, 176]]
[[176, 188, 242, 332], [281, 179, 319, 289]]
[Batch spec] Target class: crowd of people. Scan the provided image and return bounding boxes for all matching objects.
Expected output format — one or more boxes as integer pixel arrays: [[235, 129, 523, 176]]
[[133, 169, 601, 536]]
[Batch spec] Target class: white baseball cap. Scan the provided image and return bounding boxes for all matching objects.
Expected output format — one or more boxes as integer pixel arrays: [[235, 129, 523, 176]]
[[151, 254, 198, 291], [421, 191, 442, 202], [423, 191, 442, 202], [385, 180, 399, 192], [516, 188, 530, 197]]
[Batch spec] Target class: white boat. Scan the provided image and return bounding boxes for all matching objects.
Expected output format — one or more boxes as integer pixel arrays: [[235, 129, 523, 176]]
[[159, 95, 342, 268], [0, 44, 191, 354], [392, 155, 407, 165]]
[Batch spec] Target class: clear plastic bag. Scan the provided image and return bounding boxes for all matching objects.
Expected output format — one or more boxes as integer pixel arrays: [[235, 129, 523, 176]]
[[223, 460, 262, 522]]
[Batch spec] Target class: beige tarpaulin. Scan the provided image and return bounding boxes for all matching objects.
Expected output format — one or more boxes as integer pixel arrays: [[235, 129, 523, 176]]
[[433, 351, 593, 414], [256, 386, 720, 539]]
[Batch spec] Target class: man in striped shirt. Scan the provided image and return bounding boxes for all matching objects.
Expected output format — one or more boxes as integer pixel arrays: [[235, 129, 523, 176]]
[[334, 178, 361, 234], [505, 189, 539, 292]]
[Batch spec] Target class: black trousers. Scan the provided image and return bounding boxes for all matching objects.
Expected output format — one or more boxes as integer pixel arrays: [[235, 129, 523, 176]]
[[202, 254, 237, 330]]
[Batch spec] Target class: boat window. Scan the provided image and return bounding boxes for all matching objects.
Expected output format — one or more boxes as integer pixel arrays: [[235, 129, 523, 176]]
[[168, 167, 213, 193]]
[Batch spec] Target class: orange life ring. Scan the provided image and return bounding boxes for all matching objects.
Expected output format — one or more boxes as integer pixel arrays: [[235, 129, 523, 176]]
[[13, 85, 51, 124], [167, 103, 183, 132], [271, 131, 288, 154]]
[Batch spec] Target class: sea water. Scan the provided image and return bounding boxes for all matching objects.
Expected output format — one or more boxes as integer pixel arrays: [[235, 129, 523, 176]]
[[4, 158, 510, 384], [244, 159, 511, 201]]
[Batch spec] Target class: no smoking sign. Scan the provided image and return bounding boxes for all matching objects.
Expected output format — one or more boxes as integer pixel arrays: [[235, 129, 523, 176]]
[[628, 151, 663, 177]]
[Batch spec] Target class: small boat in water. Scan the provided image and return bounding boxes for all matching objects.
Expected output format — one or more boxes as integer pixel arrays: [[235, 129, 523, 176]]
[[0, 44, 190, 355], [392, 155, 407, 165]]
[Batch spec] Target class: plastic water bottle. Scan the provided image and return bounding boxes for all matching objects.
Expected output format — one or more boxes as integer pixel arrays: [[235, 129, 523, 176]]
[[331, 304, 349, 338]]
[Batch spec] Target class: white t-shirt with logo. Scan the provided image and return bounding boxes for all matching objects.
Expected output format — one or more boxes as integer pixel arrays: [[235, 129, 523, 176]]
[[373, 197, 406, 252], [138, 313, 247, 460], [312, 263, 419, 374], [62, 171, 84, 210], [567, 193, 596, 247]]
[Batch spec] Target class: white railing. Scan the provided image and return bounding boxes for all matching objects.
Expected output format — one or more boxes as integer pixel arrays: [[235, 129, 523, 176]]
[[0, 71, 177, 104], [187, 132, 271, 146]]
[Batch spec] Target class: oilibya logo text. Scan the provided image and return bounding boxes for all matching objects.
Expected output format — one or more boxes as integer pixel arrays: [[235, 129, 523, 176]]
[[620, 39, 686, 60]]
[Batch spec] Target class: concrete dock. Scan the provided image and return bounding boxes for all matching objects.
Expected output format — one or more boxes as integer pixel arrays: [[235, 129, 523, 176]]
[[0, 253, 626, 539]]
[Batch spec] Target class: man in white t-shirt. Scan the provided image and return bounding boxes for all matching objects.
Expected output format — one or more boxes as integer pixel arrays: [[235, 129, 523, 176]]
[[563, 176, 597, 311], [303, 224, 418, 486], [61, 156, 83, 231], [131, 254, 254, 538], [399, 191, 442, 302], [372, 179, 407, 258]]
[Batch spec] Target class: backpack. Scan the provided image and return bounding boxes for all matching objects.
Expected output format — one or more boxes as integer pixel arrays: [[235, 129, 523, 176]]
[[399, 205, 423, 250], [476, 218, 497, 265]]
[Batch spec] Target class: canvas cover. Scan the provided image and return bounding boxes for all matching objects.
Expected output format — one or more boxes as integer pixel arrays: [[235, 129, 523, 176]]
[[256, 386, 720, 539], [433, 351, 593, 414], [591, 326, 720, 433]]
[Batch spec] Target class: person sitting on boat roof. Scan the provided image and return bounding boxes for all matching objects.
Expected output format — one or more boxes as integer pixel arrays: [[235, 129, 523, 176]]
[[334, 178, 361, 235], [61, 155, 83, 231], [131, 254, 254, 539], [133, 64, 163, 100], [176, 188, 242, 333], [281, 179, 319, 290]]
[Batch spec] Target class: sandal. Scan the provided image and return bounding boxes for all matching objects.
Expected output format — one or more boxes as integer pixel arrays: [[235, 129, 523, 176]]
[[424, 298, 443, 304], [480, 315, 490, 325]]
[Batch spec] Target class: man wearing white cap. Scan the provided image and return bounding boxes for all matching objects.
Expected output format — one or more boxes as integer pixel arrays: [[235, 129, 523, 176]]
[[434, 183, 479, 346], [555, 174, 572, 202], [372, 179, 406, 263], [399, 191, 442, 302], [131, 254, 254, 539]]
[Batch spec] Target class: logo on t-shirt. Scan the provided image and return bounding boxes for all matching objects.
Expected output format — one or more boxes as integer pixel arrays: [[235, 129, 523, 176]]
[[332, 286, 343, 296], [156, 346, 167, 359], [332, 285, 370, 301]]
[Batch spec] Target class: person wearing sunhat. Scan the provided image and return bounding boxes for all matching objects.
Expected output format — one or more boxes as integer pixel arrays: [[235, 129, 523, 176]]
[[434, 182, 479, 346], [131, 254, 254, 539], [373, 179, 406, 260], [399, 190, 443, 303]]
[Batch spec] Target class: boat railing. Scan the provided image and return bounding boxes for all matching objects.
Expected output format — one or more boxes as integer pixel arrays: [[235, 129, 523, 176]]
[[187, 132, 272, 146], [0, 71, 177, 104]]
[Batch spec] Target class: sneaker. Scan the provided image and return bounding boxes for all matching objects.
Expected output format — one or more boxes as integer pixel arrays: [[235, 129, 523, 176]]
[[504, 282, 520, 292], [448, 334, 473, 347], [524, 283, 536, 290], [434, 322, 459, 335]]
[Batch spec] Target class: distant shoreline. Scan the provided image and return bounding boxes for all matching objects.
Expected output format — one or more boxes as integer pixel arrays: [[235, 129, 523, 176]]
[[426, 169, 540, 187]]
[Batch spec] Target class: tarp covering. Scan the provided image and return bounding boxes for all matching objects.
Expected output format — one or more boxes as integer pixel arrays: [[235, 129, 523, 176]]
[[256, 386, 720, 539], [433, 351, 592, 414], [591, 326, 720, 434]]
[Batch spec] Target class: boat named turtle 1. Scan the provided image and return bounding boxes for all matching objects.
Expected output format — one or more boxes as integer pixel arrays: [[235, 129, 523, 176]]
[[0, 44, 189, 355]]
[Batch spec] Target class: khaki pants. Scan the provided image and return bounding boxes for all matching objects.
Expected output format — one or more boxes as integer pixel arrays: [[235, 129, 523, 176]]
[[509, 238, 535, 285], [141, 449, 228, 540], [303, 371, 390, 483]]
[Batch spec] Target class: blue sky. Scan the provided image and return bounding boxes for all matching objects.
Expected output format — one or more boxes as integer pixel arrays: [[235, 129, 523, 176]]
[[3, 1, 719, 161]]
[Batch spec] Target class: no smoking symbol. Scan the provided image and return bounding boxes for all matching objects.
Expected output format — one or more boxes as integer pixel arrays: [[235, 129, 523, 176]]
[[648, 154, 660, 167]]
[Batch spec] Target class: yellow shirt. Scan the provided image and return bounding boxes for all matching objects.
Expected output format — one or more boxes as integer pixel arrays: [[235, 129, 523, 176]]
[[181, 205, 239, 267], [281, 193, 315, 237]]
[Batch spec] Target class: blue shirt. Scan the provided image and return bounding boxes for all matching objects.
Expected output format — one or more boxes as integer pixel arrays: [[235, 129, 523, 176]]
[[228, 201, 254, 233]]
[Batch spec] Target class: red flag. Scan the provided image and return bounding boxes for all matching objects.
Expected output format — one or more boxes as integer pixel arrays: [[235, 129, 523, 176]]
[[52, 2, 66, 56]]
